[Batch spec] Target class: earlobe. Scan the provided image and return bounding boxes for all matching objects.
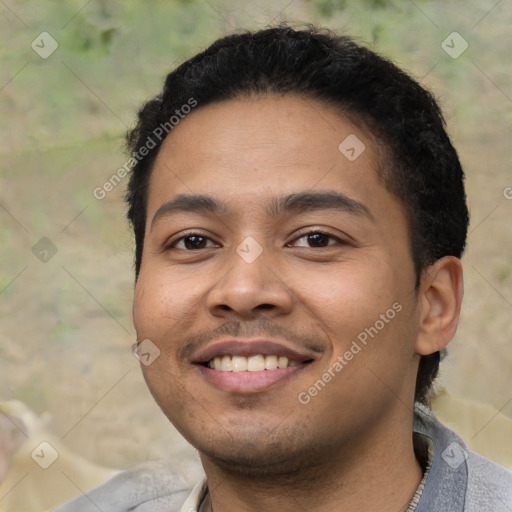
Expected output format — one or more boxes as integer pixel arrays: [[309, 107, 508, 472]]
[[415, 256, 464, 356]]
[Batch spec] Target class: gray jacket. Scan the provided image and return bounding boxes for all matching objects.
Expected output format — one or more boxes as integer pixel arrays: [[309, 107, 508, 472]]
[[53, 404, 512, 511], [413, 403, 512, 511]]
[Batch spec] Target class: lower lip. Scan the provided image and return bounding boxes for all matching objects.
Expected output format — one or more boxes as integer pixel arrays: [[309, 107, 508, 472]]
[[197, 364, 308, 393]]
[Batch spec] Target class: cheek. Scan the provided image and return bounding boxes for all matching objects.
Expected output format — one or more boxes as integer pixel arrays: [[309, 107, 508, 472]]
[[133, 277, 163, 335], [133, 272, 196, 408], [295, 260, 394, 336], [133, 269, 202, 335], [301, 259, 415, 382]]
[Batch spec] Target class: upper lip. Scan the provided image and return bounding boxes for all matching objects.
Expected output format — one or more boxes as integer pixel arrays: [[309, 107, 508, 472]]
[[193, 338, 319, 364]]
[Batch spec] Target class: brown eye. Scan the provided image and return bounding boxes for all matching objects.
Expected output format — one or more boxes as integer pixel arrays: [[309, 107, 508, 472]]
[[169, 234, 218, 250], [291, 230, 341, 248], [305, 233, 331, 247], [183, 236, 208, 249]]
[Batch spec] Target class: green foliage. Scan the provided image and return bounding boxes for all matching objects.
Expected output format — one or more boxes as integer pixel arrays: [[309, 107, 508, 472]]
[[52, 319, 79, 344], [309, 0, 393, 18]]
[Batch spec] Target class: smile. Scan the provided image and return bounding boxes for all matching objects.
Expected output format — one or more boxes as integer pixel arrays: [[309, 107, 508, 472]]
[[193, 338, 319, 393], [206, 354, 303, 372]]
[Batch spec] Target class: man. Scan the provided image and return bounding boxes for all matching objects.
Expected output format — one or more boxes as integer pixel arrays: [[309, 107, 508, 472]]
[[54, 25, 512, 511]]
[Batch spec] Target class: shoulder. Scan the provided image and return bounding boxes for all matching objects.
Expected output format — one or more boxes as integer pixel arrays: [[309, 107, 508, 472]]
[[413, 402, 512, 511], [464, 450, 512, 511], [52, 459, 199, 512]]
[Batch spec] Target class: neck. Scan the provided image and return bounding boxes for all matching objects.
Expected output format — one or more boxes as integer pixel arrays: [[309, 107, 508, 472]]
[[200, 408, 423, 512]]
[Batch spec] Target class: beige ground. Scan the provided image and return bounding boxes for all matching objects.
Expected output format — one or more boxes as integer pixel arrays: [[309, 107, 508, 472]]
[[0, 0, 511, 499]]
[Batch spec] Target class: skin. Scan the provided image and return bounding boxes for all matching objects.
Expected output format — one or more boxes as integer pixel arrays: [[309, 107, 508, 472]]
[[133, 95, 464, 512]]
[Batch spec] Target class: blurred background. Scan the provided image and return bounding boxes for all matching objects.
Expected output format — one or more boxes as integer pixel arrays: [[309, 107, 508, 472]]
[[1, 0, 511, 490]]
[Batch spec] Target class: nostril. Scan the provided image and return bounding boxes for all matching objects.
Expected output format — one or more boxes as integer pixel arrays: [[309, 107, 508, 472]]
[[256, 304, 275, 310]]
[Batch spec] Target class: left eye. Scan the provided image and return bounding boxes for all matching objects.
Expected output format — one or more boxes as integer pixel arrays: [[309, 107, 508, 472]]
[[290, 231, 341, 248], [170, 235, 218, 250]]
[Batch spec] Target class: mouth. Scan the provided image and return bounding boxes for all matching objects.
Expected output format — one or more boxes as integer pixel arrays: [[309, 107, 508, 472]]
[[193, 339, 318, 393], [204, 354, 307, 371]]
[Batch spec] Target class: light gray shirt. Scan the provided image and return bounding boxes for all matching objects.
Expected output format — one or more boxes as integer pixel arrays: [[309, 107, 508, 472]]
[[53, 403, 512, 511]]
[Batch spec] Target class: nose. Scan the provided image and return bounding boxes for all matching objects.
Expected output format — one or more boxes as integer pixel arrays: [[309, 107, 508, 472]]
[[206, 248, 294, 320]]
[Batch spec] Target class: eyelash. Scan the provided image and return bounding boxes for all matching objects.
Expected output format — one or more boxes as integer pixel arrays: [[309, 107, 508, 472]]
[[292, 228, 346, 247], [167, 229, 346, 251]]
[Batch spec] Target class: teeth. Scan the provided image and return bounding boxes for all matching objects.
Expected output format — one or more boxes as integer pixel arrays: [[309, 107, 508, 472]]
[[264, 355, 278, 370], [209, 354, 300, 372], [247, 355, 265, 372], [232, 356, 247, 372], [221, 355, 232, 371]]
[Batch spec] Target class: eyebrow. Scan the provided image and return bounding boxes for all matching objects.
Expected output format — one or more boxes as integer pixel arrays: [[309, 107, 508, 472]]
[[150, 191, 374, 230]]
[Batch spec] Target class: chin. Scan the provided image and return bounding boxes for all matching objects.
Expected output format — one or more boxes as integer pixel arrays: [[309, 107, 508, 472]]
[[200, 443, 313, 478], [188, 421, 325, 478]]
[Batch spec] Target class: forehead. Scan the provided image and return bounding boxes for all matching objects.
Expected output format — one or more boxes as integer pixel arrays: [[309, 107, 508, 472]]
[[146, 95, 392, 222]]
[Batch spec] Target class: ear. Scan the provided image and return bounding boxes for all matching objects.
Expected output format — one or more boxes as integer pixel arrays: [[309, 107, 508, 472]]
[[415, 256, 464, 356]]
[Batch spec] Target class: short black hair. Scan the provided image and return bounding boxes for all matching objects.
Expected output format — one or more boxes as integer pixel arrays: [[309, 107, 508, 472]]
[[125, 24, 469, 404]]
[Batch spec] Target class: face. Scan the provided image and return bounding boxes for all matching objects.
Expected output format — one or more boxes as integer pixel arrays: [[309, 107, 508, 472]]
[[133, 95, 422, 475]]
